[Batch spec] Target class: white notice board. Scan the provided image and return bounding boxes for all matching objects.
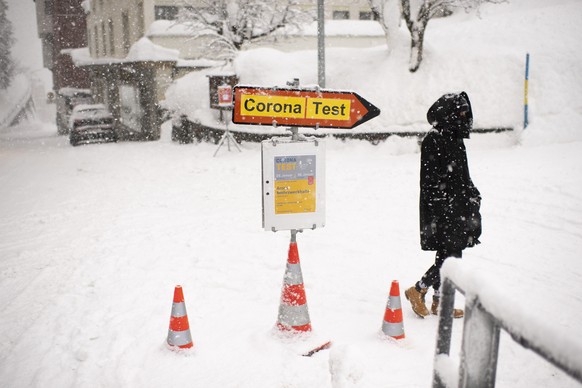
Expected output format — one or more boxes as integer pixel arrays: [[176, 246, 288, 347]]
[[261, 138, 326, 231]]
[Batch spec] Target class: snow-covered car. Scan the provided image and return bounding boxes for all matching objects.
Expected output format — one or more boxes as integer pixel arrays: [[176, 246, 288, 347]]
[[56, 88, 93, 135], [68, 104, 117, 146]]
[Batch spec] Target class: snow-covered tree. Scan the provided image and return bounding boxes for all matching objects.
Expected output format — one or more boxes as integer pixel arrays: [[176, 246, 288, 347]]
[[0, 0, 15, 89], [370, 0, 505, 72], [178, 0, 314, 60], [368, 0, 403, 54]]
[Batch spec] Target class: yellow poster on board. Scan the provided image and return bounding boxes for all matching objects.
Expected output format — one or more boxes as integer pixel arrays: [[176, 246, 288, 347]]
[[274, 155, 316, 215]]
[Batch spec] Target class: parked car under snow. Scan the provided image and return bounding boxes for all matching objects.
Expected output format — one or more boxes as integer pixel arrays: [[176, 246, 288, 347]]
[[56, 88, 93, 135], [68, 104, 117, 146]]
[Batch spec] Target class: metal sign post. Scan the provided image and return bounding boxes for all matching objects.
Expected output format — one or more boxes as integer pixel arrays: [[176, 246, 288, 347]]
[[213, 84, 241, 157], [213, 118, 241, 157]]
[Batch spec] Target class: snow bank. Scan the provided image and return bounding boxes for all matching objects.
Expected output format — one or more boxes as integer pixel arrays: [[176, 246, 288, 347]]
[[280, 20, 385, 37]]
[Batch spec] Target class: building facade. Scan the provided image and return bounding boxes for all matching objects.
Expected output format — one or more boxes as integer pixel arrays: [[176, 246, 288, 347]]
[[79, 0, 180, 140], [34, 0, 91, 91], [37, 0, 381, 141]]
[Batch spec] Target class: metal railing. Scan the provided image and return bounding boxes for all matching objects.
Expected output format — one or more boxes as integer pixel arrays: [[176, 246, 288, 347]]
[[0, 76, 34, 129], [433, 261, 582, 388]]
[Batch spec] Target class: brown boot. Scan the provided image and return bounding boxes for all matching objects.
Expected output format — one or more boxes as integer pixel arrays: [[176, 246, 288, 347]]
[[431, 296, 464, 318], [405, 286, 430, 318]]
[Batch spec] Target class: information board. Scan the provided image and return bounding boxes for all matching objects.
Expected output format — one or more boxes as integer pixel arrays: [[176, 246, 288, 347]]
[[262, 139, 326, 231]]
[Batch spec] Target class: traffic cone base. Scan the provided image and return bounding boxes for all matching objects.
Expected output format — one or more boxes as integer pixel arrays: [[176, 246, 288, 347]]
[[382, 280, 405, 340], [277, 303, 312, 332], [167, 329, 193, 349], [276, 322, 312, 332]]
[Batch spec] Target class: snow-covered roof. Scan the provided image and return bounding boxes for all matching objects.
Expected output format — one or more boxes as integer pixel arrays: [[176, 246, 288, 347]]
[[126, 37, 180, 62], [81, 0, 91, 14], [176, 58, 228, 68], [68, 47, 123, 66], [68, 38, 179, 67]]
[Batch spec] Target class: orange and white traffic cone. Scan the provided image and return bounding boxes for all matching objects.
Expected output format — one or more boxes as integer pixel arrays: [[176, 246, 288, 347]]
[[167, 285, 194, 350], [276, 241, 312, 332], [381, 280, 405, 340]]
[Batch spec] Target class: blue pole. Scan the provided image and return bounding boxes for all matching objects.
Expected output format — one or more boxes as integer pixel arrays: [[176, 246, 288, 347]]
[[524, 53, 530, 129]]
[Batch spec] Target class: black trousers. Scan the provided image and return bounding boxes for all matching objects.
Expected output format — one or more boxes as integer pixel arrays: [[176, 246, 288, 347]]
[[420, 249, 463, 291]]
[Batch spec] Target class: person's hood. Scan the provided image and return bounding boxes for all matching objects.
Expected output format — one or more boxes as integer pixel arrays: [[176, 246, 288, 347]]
[[426, 91, 473, 138]]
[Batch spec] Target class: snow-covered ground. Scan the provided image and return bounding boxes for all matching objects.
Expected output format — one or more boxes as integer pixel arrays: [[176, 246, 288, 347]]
[[1, 121, 580, 387], [1, 0, 582, 387]]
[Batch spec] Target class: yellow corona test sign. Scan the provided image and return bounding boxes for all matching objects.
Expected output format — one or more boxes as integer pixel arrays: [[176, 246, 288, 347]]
[[262, 139, 326, 231], [240, 94, 351, 121], [233, 86, 380, 129]]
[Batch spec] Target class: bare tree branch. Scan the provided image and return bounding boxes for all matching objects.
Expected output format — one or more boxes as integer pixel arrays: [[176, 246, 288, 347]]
[[177, 0, 314, 59]]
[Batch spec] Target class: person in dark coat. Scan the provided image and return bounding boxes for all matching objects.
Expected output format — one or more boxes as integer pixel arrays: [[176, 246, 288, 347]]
[[405, 91, 482, 319]]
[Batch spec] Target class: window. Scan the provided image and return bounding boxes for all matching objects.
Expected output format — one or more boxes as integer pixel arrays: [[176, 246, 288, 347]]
[[359, 11, 374, 20], [154, 6, 179, 20], [122, 11, 130, 55], [101, 21, 106, 55], [86, 27, 92, 56], [45, 0, 53, 15], [94, 25, 100, 57], [137, 2, 144, 36], [108, 19, 114, 56], [119, 85, 143, 132], [332, 10, 350, 20], [43, 34, 54, 68]]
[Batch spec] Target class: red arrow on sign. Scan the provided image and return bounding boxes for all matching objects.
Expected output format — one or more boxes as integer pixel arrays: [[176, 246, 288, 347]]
[[232, 86, 380, 129]]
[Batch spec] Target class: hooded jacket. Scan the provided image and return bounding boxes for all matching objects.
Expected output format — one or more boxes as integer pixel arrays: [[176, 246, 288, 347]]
[[419, 92, 481, 251]]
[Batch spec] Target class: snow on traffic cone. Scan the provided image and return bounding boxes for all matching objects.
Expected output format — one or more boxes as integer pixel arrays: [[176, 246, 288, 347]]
[[167, 285, 194, 350], [276, 241, 312, 332], [381, 280, 405, 340]]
